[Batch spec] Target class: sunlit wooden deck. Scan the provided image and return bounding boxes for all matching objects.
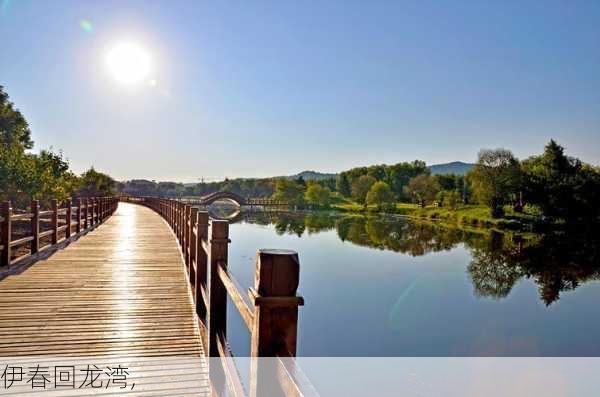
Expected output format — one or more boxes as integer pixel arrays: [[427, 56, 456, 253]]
[[0, 202, 208, 395]]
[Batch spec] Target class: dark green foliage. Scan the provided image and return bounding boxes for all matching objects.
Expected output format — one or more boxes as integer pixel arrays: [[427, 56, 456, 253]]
[[437, 189, 461, 209], [468, 149, 522, 218], [522, 140, 600, 222], [304, 182, 332, 208], [351, 175, 377, 204], [273, 178, 305, 207], [79, 167, 116, 197], [0, 85, 33, 150], [336, 173, 351, 197], [404, 174, 440, 206], [387, 160, 429, 200], [338, 160, 428, 200], [120, 177, 276, 198]]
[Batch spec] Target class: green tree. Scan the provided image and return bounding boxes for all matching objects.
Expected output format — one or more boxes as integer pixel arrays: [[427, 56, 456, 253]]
[[351, 175, 376, 204], [387, 160, 429, 200], [404, 175, 440, 207], [469, 148, 521, 218], [366, 181, 395, 210], [0, 144, 36, 205], [522, 140, 600, 221], [79, 167, 116, 197], [336, 173, 351, 197], [304, 183, 332, 208], [0, 85, 33, 150], [273, 178, 305, 207], [444, 190, 461, 210], [32, 149, 78, 204]]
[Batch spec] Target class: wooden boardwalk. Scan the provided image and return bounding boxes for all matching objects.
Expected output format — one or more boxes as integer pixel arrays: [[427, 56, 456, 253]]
[[0, 203, 208, 395]]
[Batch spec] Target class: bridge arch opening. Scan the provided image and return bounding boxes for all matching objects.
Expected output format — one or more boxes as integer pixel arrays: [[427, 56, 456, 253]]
[[200, 191, 247, 207]]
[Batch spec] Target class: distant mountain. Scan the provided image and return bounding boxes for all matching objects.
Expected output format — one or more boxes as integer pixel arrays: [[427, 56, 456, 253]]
[[287, 170, 338, 181], [428, 161, 474, 175]]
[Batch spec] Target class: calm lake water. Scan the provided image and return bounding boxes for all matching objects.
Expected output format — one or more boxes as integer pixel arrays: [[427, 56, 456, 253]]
[[219, 210, 600, 357]]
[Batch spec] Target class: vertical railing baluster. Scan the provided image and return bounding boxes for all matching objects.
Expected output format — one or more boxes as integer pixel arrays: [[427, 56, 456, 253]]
[[51, 199, 58, 244], [185, 205, 191, 267], [208, 220, 230, 357], [31, 200, 39, 255], [76, 198, 82, 233], [1, 202, 11, 267], [179, 202, 184, 245], [93, 198, 98, 225], [84, 198, 89, 229], [65, 198, 72, 239]]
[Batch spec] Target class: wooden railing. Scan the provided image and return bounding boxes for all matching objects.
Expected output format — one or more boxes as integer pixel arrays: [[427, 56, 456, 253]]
[[122, 196, 318, 397], [1, 197, 118, 267], [246, 197, 289, 207]]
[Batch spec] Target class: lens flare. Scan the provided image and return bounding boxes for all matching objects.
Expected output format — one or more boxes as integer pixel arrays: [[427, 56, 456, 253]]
[[80, 20, 93, 32]]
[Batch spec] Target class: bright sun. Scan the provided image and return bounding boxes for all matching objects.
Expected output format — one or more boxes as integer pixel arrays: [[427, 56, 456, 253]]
[[106, 42, 151, 84]]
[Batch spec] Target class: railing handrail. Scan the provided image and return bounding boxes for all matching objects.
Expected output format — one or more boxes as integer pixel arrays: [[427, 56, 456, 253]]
[[122, 195, 318, 397], [1, 197, 119, 268]]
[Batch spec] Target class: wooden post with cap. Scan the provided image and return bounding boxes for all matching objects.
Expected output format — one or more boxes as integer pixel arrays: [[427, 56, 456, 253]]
[[195, 210, 209, 321], [249, 249, 304, 397], [249, 249, 303, 357], [189, 207, 198, 284]]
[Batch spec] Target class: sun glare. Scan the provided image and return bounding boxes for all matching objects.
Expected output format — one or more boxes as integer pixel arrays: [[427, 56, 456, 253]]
[[106, 42, 151, 85]]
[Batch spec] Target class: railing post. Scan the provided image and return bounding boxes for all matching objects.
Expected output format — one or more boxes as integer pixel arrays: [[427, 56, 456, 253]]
[[167, 200, 171, 226], [179, 202, 184, 244], [184, 205, 191, 266], [51, 199, 58, 244], [189, 207, 198, 284], [195, 211, 209, 320], [208, 220, 230, 357], [172, 200, 175, 229], [76, 198, 82, 233], [179, 201, 184, 244], [1, 202, 11, 267], [31, 200, 39, 254], [65, 198, 72, 239], [250, 249, 303, 357], [174, 201, 178, 240]]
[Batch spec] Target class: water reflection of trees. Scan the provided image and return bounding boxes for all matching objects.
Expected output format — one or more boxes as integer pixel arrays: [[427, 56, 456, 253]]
[[239, 212, 600, 305]]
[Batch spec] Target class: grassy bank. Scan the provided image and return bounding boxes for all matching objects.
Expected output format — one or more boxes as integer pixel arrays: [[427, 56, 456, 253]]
[[332, 199, 540, 232]]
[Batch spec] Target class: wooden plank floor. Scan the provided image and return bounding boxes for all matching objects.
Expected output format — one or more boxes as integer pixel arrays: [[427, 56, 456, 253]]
[[0, 203, 209, 395]]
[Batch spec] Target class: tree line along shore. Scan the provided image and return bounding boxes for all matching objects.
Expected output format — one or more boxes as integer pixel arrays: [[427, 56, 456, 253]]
[[3, 85, 599, 233]]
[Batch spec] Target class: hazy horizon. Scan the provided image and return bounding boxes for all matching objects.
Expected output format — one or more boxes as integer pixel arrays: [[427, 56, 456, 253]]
[[2, 0, 599, 182]]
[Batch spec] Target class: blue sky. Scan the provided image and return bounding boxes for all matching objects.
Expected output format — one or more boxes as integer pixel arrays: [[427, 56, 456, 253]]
[[1, 0, 599, 182]]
